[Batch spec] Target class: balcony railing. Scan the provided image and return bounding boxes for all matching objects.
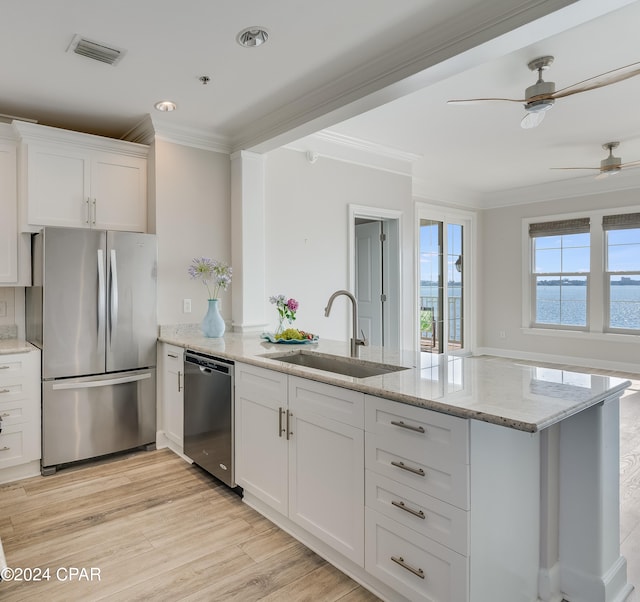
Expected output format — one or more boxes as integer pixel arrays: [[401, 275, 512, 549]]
[[420, 295, 462, 352]]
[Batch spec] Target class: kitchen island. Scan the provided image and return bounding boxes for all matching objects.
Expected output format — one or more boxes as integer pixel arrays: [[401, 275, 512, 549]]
[[158, 326, 632, 602]]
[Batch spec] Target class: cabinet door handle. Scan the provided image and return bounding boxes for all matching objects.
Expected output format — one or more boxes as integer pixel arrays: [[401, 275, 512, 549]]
[[278, 407, 284, 437], [177, 371, 182, 393], [0, 389, 10, 394], [85, 197, 90, 224], [391, 556, 425, 579], [167, 353, 178, 359], [390, 420, 425, 434], [0, 446, 10, 452], [391, 499, 426, 519], [92, 198, 97, 225], [286, 410, 293, 440], [0, 365, 10, 370], [391, 460, 425, 477]]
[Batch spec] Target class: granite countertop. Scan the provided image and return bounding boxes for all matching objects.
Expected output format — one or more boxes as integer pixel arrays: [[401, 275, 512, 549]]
[[0, 339, 36, 355], [158, 326, 630, 433]]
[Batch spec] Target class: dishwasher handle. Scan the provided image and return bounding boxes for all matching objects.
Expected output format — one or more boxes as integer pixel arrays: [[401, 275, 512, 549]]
[[185, 352, 234, 375]]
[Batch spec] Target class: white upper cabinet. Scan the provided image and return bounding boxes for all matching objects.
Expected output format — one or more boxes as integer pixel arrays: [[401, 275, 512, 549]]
[[13, 121, 148, 233], [0, 137, 18, 283]]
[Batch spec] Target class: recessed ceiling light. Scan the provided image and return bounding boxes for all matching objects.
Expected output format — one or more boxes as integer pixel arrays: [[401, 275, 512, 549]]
[[154, 100, 177, 112], [236, 27, 269, 48]]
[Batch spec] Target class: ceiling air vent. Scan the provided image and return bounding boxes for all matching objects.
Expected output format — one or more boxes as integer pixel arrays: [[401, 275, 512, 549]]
[[67, 34, 126, 66]]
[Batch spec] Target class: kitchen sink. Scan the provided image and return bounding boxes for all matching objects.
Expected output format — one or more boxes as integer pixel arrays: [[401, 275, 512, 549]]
[[262, 350, 410, 379]]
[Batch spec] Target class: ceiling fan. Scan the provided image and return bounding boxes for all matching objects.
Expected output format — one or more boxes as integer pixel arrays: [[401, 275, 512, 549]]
[[448, 56, 640, 129], [551, 142, 640, 179]]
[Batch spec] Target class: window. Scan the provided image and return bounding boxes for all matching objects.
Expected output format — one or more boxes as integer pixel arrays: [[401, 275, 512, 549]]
[[530, 218, 590, 329], [526, 210, 640, 335], [604, 213, 640, 332], [418, 209, 470, 354]]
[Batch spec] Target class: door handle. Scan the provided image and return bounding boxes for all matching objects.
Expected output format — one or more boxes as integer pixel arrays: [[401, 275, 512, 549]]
[[177, 371, 182, 393], [286, 410, 293, 440], [109, 249, 119, 345], [97, 249, 105, 347], [52, 372, 151, 390], [92, 198, 97, 225]]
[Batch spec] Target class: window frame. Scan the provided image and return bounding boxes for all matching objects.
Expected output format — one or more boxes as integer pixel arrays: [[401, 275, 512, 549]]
[[603, 214, 640, 334], [522, 206, 640, 339]]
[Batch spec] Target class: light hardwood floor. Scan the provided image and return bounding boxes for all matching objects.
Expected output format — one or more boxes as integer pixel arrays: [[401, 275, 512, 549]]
[[0, 366, 638, 602]]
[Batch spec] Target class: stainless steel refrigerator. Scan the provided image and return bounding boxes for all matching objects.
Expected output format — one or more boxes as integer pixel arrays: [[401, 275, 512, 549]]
[[26, 227, 157, 475]]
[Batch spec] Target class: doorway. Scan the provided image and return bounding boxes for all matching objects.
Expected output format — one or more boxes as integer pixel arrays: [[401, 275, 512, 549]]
[[349, 205, 401, 349]]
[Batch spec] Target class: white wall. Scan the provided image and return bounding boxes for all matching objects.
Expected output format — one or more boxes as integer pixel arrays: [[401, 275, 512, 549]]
[[264, 147, 414, 344], [153, 139, 231, 325], [480, 188, 640, 370]]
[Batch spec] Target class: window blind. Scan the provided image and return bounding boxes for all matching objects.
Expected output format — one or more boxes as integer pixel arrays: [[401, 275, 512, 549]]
[[602, 212, 640, 231], [529, 217, 590, 238]]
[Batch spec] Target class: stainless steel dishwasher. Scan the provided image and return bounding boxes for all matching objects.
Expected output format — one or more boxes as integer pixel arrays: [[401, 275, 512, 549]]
[[183, 350, 236, 487]]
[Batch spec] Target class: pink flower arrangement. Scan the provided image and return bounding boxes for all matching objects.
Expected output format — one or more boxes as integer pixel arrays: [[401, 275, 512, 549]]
[[270, 294, 298, 322]]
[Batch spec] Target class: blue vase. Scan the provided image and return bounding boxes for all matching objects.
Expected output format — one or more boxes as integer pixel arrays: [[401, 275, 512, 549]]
[[201, 299, 226, 338]]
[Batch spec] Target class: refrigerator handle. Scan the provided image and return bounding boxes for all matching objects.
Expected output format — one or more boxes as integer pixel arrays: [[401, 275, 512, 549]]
[[51, 372, 151, 390], [97, 249, 106, 346], [109, 249, 119, 344]]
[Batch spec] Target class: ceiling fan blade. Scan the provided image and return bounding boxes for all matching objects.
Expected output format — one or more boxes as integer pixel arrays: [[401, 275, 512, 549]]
[[552, 60, 640, 99], [447, 97, 525, 105], [620, 159, 640, 168], [550, 167, 600, 171]]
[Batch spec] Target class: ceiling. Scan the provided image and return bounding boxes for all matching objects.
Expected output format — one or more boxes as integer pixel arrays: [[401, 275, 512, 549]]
[[2, 0, 640, 209]]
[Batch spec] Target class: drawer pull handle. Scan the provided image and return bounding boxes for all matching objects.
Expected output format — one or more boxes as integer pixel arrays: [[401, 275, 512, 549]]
[[0, 389, 10, 394], [390, 420, 425, 434], [177, 371, 182, 393], [391, 460, 425, 477], [0, 446, 10, 452], [167, 353, 178, 359], [1, 412, 9, 417], [391, 556, 425, 579], [278, 407, 285, 437], [391, 499, 425, 519], [0, 365, 10, 370]]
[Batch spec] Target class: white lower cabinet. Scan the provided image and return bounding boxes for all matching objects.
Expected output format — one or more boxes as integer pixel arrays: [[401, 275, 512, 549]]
[[365, 395, 469, 602], [235, 363, 365, 565], [0, 348, 41, 481], [365, 508, 468, 602], [236, 367, 541, 602], [158, 343, 184, 454]]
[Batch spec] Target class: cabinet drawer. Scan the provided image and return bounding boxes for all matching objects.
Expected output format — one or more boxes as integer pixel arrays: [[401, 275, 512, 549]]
[[289, 376, 364, 428], [365, 508, 468, 602], [0, 355, 32, 382], [366, 470, 468, 555], [365, 395, 469, 465], [366, 432, 469, 509], [236, 363, 287, 411], [163, 345, 183, 369], [0, 399, 31, 426], [0, 427, 26, 468]]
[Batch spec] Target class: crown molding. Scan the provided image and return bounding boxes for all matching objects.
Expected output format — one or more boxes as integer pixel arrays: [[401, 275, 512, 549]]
[[123, 114, 232, 154]]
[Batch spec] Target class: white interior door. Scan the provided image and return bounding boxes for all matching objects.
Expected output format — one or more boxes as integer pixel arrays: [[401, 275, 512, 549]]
[[356, 221, 383, 346]]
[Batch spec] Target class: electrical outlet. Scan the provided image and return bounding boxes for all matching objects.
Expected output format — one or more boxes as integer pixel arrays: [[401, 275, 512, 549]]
[[183, 299, 192, 314]]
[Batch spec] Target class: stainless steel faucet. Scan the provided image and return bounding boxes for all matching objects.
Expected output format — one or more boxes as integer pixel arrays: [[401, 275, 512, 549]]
[[324, 289, 367, 357]]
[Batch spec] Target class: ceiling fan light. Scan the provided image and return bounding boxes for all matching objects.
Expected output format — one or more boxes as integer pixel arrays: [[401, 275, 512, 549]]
[[521, 109, 547, 129]]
